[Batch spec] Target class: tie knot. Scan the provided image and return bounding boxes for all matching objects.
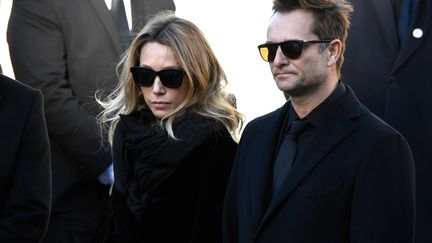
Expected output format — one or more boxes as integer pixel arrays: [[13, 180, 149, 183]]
[[287, 119, 309, 138]]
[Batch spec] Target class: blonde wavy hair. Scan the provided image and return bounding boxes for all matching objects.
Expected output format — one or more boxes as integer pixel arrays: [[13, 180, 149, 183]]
[[97, 11, 243, 144]]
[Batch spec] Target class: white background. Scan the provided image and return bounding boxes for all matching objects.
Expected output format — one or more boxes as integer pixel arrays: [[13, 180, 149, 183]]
[[0, 0, 286, 125]]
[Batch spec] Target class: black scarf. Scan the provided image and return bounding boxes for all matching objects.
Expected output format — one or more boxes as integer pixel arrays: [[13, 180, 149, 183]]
[[113, 109, 220, 219]]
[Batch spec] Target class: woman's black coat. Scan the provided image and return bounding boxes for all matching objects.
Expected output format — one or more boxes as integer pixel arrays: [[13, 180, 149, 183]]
[[106, 110, 237, 243]]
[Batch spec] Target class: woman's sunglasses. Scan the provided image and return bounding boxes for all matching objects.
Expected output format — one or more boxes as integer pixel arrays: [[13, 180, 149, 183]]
[[258, 39, 332, 62], [130, 67, 185, 88]]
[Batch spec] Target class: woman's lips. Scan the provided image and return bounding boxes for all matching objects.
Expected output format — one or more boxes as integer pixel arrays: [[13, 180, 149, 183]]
[[152, 101, 170, 108]]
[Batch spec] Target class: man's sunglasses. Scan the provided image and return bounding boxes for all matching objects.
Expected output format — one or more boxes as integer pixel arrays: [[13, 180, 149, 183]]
[[258, 39, 332, 62], [130, 67, 185, 88]]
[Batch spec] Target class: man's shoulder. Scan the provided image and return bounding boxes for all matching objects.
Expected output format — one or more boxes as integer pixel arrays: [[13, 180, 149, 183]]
[[324, 86, 404, 142], [240, 104, 288, 142], [0, 75, 40, 100], [357, 103, 406, 140], [248, 104, 287, 127]]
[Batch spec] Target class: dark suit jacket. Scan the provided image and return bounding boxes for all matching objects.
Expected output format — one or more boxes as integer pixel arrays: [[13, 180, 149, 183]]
[[7, 0, 175, 212], [342, 1, 431, 242], [223, 86, 415, 243], [0, 74, 51, 243]]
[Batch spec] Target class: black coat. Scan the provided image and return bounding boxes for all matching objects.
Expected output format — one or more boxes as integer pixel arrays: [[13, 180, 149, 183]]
[[0, 74, 51, 243], [107, 110, 237, 243], [223, 86, 415, 243], [342, 1, 432, 242]]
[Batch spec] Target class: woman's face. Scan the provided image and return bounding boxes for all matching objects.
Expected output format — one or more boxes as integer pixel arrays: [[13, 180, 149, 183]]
[[138, 42, 190, 119]]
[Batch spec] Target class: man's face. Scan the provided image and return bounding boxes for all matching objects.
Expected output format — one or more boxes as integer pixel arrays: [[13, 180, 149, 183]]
[[267, 10, 330, 98]]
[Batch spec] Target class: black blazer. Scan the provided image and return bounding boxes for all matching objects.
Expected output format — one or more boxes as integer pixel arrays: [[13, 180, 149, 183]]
[[0, 75, 51, 243], [342, 1, 431, 242], [7, 0, 175, 211], [223, 86, 415, 243]]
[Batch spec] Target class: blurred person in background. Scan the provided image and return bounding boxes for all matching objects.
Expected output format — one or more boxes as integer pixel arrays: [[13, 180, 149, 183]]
[[0, 71, 51, 243], [342, 1, 431, 242], [7, 0, 175, 242]]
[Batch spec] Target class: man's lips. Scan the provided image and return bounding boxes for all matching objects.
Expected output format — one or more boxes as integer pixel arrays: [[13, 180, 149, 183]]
[[274, 71, 295, 78]]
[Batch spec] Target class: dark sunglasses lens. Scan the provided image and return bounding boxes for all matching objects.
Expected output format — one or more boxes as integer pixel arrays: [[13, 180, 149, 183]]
[[158, 69, 184, 88], [130, 67, 155, 86], [280, 41, 302, 59]]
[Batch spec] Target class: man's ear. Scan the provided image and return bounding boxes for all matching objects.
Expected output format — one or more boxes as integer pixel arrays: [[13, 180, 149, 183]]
[[327, 39, 342, 66]]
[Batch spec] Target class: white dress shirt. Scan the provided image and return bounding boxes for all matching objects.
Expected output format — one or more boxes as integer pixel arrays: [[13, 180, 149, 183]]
[[104, 0, 132, 31]]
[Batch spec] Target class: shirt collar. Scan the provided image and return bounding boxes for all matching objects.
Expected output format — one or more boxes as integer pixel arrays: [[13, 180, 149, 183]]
[[288, 81, 346, 128]]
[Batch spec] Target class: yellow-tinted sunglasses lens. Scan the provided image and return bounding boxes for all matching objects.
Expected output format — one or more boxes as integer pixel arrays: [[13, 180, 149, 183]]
[[259, 47, 270, 61]]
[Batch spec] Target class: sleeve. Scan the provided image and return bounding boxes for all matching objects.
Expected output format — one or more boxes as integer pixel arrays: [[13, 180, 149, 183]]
[[112, 120, 128, 193], [350, 132, 415, 243], [222, 130, 250, 243], [7, 0, 111, 178], [105, 187, 138, 243], [190, 129, 238, 243], [222, 119, 263, 243], [0, 90, 51, 243], [107, 121, 139, 242]]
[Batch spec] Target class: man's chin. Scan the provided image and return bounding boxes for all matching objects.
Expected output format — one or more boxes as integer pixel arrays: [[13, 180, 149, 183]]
[[277, 83, 296, 94], [280, 85, 311, 98]]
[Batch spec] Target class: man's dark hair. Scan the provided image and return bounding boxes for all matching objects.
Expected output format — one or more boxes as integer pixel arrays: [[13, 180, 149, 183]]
[[272, 0, 353, 72]]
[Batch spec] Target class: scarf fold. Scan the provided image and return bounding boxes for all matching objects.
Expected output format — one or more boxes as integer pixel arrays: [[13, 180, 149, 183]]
[[114, 109, 220, 219]]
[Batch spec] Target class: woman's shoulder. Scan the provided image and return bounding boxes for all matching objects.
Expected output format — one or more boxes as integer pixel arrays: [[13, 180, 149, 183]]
[[174, 112, 228, 140]]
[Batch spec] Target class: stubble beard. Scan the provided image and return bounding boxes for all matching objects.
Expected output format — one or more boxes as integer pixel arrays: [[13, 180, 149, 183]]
[[278, 76, 316, 97]]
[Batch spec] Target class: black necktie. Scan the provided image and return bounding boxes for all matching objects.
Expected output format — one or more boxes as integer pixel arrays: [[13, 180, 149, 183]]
[[272, 119, 309, 197], [111, 0, 131, 51]]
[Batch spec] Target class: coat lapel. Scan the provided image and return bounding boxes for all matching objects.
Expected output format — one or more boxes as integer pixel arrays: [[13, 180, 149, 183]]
[[248, 103, 290, 230], [391, 0, 430, 73], [254, 86, 360, 235], [0, 77, 3, 107], [371, 0, 399, 53], [89, 0, 122, 55]]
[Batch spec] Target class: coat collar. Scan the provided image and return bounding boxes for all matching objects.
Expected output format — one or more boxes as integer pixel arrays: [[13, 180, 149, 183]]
[[391, 0, 430, 73], [89, 0, 122, 55], [369, 0, 430, 74], [253, 85, 360, 236], [0, 75, 9, 105]]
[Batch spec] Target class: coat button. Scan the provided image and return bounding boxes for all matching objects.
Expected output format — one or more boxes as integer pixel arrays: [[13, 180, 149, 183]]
[[413, 28, 423, 38]]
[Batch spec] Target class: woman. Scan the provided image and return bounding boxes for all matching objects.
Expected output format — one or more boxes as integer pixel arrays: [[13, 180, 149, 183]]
[[97, 12, 243, 243]]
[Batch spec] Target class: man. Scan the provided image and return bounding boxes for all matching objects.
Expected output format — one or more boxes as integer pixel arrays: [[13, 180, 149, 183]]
[[223, 0, 415, 242], [0, 73, 51, 243], [342, 1, 431, 242], [7, 0, 175, 242]]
